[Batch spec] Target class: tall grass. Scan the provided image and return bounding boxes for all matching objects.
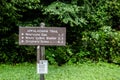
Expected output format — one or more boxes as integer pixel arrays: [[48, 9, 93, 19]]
[[0, 62, 120, 80]]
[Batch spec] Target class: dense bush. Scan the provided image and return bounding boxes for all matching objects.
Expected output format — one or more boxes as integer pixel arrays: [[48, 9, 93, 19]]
[[0, 0, 120, 65], [81, 26, 120, 63], [46, 27, 120, 64], [44, 0, 120, 64]]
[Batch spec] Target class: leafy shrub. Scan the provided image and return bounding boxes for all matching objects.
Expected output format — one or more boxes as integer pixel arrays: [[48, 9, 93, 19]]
[[46, 45, 74, 65], [80, 26, 120, 63], [1, 0, 120, 65]]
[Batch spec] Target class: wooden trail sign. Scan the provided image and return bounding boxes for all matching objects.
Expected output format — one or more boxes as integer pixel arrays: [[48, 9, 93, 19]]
[[19, 23, 66, 80], [19, 27, 66, 46]]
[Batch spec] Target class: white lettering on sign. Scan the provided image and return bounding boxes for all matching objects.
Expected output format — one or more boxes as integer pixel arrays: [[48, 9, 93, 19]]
[[21, 40, 24, 43], [27, 29, 36, 32], [41, 40, 49, 43], [41, 33, 47, 36], [49, 30, 58, 33], [25, 33, 40, 36], [26, 40, 39, 43], [35, 37, 45, 40], [22, 37, 24, 39], [58, 33, 64, 36], [21, 33, 24, 35], [19, 27, 66, 45], [58, 37, 63, 40], [46, 37, 57, 40], [36, 30, 48, 33], [58, 41, 63, 43], [27, 29, 49, 33], [26, 37, 34, 39]]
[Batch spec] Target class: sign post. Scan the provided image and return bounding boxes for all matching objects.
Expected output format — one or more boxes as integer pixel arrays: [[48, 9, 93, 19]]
[[37, 23, 45, 80], [19, 22, 66, 80], [37, 46, 45, 80]]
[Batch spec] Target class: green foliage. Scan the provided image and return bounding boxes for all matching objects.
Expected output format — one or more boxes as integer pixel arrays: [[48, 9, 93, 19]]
[[0, 1, 20, 63], [46, 45, 74, 65], [0, 0, 120, 65], [11, 0, 41, 10], [44, 1, 87, 27], [0, 0, 40, 63], [81, 26, 120, 62], [106, 1, 120, 28], [0, 0, 19, 33]]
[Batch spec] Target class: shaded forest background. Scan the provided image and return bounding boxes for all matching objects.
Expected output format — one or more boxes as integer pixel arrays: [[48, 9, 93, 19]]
[[0, 0, 120, 65]]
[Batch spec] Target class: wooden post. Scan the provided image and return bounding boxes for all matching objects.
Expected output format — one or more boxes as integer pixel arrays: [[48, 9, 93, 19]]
[[40, 46, 45, 80], [37, 22, 45, 80]]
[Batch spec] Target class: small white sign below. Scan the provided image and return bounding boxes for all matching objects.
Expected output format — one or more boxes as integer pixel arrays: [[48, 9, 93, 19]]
[[37, 60, 48, 74]]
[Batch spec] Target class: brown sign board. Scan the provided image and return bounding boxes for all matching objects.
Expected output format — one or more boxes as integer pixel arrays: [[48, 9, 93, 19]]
[[19, 27, 66, 46]]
